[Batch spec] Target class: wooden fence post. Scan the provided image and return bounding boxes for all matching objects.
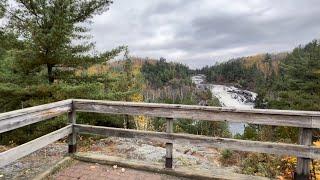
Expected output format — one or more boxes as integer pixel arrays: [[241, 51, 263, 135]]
[[295, 128, 312, 180], [165, 118, 173, 168], [68, 102, 77, 153]]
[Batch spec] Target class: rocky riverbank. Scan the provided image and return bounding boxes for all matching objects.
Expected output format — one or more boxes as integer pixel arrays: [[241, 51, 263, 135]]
[[192, 74, 257, 135]]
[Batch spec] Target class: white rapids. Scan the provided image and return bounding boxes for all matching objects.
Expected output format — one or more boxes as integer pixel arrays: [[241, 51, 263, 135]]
[[192, 74, 257, 135]]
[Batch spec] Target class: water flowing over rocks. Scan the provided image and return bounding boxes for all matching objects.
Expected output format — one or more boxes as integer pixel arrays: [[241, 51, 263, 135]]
[[192, 74, 257, 135]]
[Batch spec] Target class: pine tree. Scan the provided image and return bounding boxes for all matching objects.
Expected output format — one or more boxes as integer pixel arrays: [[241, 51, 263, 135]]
[[273, 40, 320, 110], [6, 0, 124, 83], [0, 0, 127, 111], [0, 1, 139, 143]]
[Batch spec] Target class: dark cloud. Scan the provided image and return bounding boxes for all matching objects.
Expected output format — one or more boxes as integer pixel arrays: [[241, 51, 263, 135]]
[[91, 0, 320, 68]]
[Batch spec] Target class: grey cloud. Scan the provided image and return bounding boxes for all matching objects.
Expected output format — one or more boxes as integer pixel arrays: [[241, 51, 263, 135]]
[[91, 0, 320, 68]]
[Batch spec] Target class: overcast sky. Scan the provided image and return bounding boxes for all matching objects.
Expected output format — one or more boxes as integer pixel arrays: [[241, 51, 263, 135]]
[[93, 0, 320, 68]]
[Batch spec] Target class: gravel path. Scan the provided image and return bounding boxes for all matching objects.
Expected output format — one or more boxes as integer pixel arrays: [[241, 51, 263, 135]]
[[0, 143, 68, 180], [52, 161, 188, 180]]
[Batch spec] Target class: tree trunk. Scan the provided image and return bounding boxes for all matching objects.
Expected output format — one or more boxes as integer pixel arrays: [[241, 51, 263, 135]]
[[47, 64, 54, 84]]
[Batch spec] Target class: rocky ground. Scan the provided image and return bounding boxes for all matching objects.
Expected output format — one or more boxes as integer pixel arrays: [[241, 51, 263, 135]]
[[78, 137, 239, 173], [0, 136, 240, 179], [0, 143, 68, 180]]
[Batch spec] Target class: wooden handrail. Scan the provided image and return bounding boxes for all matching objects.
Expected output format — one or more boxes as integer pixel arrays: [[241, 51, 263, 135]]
[[0, 100, 72, 121], [0, 99, 319, 179], [0, 100, 72, 133], [0, 125, 72, 167], [74, 124, 320, 159], [73, 99, 320, 128], [0, 100, 73, 167]]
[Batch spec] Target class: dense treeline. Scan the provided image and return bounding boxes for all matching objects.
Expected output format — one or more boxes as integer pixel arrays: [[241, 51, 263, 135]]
[[198, 53, 284, 91], [260, 40, 320, 111], [199, 59, 263, 89], [141, 57, 192, 88], [198, 40, 320, 111], [141, 57, 195, 104], [140, 57, 230, 137], [198, 41, 320, 139]]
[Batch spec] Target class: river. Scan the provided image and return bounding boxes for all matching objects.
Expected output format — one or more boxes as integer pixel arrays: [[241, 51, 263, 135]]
[[192, 75, 257, 135]]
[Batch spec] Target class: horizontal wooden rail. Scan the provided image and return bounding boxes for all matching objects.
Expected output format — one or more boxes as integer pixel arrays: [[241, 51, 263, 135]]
[[0, 125, 72, 167], [74, 124, 320, 159], [73, 99, 320, 128], [0, 100, 72, 133], [1, 99, 320, 179]]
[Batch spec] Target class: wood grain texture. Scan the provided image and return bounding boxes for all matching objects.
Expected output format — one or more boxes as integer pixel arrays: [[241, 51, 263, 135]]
[[165, 118, 173, 168], [68, 104, 76, 146], [0, 125, 72, 167], [73, 99, 320, 128], [73, 99, 320, 116], [296, 128, 313, 176], [68, 103, 77, 153], [0, 100, 71, 121], [0, 104, 71, 133], [75, 124, 320, 159]]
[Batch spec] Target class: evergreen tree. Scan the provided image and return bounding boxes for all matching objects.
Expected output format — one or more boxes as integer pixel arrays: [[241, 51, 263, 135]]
[[5, 0, 122, 84], [0, 0, 126, 111], [268, 40, 320, 110]]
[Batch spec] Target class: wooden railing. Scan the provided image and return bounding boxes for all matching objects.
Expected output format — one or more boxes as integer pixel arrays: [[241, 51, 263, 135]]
[[0, 99, 320, 179]]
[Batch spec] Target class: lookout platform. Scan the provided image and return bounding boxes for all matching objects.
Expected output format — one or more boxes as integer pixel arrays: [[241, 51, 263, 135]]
[[1, 99, 320, 179]]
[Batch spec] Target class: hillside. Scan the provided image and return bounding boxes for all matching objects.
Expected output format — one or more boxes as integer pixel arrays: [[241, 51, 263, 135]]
[[199, 39, 320, 111], [198, 52, 287, 90], [242, 52, 287, 77]]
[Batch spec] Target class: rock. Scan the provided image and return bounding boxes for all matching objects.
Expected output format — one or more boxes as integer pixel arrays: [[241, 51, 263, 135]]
[[113, 165, 118, 169], [121, 168, 125, 173]]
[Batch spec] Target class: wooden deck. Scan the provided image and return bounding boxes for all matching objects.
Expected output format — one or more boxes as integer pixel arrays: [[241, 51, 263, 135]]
[[1, 99, 320, 179]]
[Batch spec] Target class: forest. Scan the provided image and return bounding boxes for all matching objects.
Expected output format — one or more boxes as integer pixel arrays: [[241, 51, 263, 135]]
[[196, 40, 320, 177], [198, 41, 320, 111], [0, 0, 319, 179]]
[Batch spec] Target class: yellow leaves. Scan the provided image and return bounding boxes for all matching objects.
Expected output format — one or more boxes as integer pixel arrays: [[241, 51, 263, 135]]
[[282, 156, 297, 165], [314, 140, 320, 147], [130, 93, 143, 102], [75, 64, 109, 77], [175, 125, 184, 133], [313, 141, 320, 180], [242, 53, 281, 76], [134, 115, 150, 131], [314, 69, 320, 74], [243, 54, 266, 68], [87, 65, 108, 75], [279, 144, 320, 180]]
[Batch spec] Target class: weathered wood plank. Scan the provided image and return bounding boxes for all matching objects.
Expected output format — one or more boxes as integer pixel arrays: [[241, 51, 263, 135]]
[[73, 99, 320, 128], [75, 124, 320, 159], [0, 125, 72, 167], [0, 100, 72, 121], [165, 118, 173, 168], [295, 128, 313, 179], [73, 99, 320, 116], [0, 104, 71, 133], [68, 103, 77, 153]]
